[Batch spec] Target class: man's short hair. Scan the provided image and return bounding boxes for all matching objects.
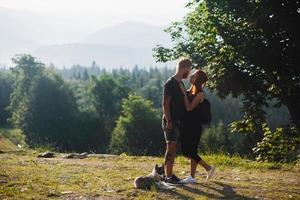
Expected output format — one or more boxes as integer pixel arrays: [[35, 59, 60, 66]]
[[177, 58, 192, 70]]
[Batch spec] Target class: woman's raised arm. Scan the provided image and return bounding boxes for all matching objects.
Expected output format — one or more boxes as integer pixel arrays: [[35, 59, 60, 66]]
[[180, 83, 204, 111]]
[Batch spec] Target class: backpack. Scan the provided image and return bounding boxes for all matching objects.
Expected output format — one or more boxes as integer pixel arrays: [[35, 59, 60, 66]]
[[196, 98, 212, 125]]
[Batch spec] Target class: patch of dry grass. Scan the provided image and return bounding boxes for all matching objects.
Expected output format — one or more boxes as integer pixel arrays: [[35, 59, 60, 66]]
[[0, 150, 299, 200], [0, 137, 17, 152]]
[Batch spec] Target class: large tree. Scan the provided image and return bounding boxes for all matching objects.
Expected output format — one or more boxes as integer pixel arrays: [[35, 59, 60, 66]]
[[7, 55, 79, 150], [23, 73, 78, 149], [7, 55, 45, 127], [109, 94, 164, 155], [154, 0, 300, 133]]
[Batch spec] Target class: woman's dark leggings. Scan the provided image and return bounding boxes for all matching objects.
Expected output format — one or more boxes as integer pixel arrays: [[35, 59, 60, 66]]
[[181, 124, 202, 164]]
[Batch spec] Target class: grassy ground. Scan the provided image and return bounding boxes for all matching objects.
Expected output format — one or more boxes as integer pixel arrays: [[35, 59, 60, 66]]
[[0, 143, 299, 200]]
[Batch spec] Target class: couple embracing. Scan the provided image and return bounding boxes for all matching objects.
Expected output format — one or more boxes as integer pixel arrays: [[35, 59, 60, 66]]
[[162, 58, 215, 184]]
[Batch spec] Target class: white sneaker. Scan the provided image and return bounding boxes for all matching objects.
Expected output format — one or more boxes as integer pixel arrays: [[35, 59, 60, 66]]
[[206, 166, 216, 179], [181, 175, 197, 184]]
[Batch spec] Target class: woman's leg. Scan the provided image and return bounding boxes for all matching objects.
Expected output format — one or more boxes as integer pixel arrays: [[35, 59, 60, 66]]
[[188, 134, 212, 175], [189, 155, 212, 178], [190, 159, 197, 178], [183, 124, 213, 178], [182, 127, 199, 178], [182, 138, 198, 178], [192, 125, 212, 172], [198, 159, 211, 171]]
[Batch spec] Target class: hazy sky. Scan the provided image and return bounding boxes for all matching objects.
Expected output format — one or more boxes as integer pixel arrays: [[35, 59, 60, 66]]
[[0, 0, 189, 66], [0, 0, 189, 26]]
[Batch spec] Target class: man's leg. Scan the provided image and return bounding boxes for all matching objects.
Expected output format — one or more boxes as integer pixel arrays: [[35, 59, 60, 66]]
[[164, 141, 177, 177]]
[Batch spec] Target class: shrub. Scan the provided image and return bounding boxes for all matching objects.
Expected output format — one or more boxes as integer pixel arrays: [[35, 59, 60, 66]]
[[253, 124, 300, 163]]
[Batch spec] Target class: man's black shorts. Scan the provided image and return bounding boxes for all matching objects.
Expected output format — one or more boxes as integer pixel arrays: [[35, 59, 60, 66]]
[[162, 118, 183, 144]]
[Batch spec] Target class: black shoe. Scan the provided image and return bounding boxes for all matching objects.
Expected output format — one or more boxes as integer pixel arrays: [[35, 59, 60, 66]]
[[165, 174, 183, 185]]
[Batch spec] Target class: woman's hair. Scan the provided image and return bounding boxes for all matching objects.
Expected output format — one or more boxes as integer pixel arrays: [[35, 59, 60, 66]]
[[191, 70, 208, 95]]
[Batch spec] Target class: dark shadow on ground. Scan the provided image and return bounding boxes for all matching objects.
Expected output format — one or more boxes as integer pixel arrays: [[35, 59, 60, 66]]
[[160, 189, 192, 200], [180, 181, 256, 200]]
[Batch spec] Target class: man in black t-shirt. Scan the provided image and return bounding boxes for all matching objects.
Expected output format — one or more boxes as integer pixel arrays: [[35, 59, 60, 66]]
[[162, 58, 192, 184]]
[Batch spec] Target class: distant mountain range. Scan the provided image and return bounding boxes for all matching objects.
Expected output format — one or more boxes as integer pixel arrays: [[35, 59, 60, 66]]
[[34, 43, 155, 68], [83, 21, 171, 48], [0, 7, 173, 68]]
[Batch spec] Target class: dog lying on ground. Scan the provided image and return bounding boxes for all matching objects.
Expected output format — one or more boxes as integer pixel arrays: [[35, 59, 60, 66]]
[[134, 164, 176, 190]]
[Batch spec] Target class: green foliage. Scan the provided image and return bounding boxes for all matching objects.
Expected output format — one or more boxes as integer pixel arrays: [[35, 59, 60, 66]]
[[110, 94, 164, 155], [0, 72, 13, 125], [23, 73, 78, 150], [1, 53, 294, 158], [73, 111, 107, 153], [90, 74, 131, 133], [201, 122, 252, 156], [23, 73, 109, 152], [7, 54, 45, 127], [70, 80, 96, 113], [6, 55, 77, 151], [153, 0, 300, 132], [58, 65, 175, 108], [205, 91, 242, 125], [253, 125, 300, 163], [138, 78, 162, 108], [201, 122, 229, 152], [0, 128, 26, 147], [153, 0, 300, 161]]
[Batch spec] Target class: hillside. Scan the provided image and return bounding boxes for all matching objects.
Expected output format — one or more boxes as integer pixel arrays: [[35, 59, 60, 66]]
[[0, 148, 299, 199]]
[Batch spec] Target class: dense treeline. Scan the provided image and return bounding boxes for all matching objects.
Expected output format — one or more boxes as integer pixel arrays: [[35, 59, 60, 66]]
[[0, 54, 295, 161], [0, 72, 13, 125]]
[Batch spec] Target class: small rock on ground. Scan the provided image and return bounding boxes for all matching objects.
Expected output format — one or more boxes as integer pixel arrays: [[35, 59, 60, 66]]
[[37, 151, 55, 158]]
